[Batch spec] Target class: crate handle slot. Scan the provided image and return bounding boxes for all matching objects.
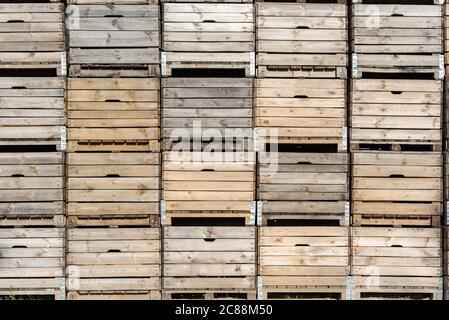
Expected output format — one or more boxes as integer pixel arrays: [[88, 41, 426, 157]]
[[391, 245, 403, 248], [106, 174, 121, 177], [11, 174, 25, 177], [391, 91, 403, 95], [203, 20, 216, 23], [391, 14, 404, 17], [295, 244, 310, 247], [201, 169, 215, 172], [107, 249, 121, 253], [389, 174, 405, 178], [105, 99, 121, 102], [12, 245, 27, 248], [296, 161, 312, 165], [104, 15, 124, 18], [11, 86, 27, 89], [294, 95, 308, 99], [204, 238, 216, 242], [7, 20, 24, 23], [296, 26, 310, 29]]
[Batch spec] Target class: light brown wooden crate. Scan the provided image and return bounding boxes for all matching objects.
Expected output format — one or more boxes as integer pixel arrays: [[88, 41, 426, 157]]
[[256, 3, 348, 78]]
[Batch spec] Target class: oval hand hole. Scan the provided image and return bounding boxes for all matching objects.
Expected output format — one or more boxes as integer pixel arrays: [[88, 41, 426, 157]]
[[104, 15, 124, 18], [391, 14, 404, 17], [203, 20, 216, 23], [11, 174, 25, 177], [391, 91, 403, 95], [295, 244, 310, 247], [389, 174, 405, 178], [391, 245, 403, 248], [7, 20, 24, 23], [12, 245, 27, 249], [296, 26, 310, 29], [297, 161, 312, 165], [106, 174, 120, 178], [204, 238, 216, 242], [11, 86, 27, 89], [105, 99, 121, 102], [201, 169, 215, 172], [294, 95, 308, 99], [107, 249, 121, 253]]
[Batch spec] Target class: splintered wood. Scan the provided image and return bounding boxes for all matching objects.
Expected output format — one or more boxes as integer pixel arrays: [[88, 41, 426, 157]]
[[256, 3, 348, 78], [67, 228, 161, 300], [67, 4, 160, 77], [259, 227, 349, 300], [162, 226, 256, 300]]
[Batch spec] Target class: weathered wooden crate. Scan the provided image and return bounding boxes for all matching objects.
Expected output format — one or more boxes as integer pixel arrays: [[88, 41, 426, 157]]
[[256, 3, 347, 78], [351, 227, 443, 300], [67, 4, 159, 77], [0, 3, 65, 76], [162, 3, 255, 77], [67, 152, 160, 227], [0, 152, 64, 227], [258, 226, 349, 300], [255, 79, 347, 152], [258, 153, 349, 226], [67, 78, 159, 152], [162, 151, 255, 225], [0, 228, 65, 299], [0, 77, 65, 150], [162, 226, 256, 300], [67, 227, 161, 300], [352, 151, 443, 227], [352, 4, 443, 79], [350, 79, 443, 151], [162, 78, 253, 152]]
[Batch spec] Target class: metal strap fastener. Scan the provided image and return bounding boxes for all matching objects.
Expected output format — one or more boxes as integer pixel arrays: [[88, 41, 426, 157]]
[[161, 52, 167, 76], [257, 201, 263, 226], [61, 52, 67, 76], [160, 200, 166, 225], [60, 126, 67, 151]]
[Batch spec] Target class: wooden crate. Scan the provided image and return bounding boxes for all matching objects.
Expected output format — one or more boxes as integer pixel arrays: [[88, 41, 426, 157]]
[[162, 226, 256, 299], [0, 228, 65, 299], [67, 152, 160, 227], [67, 4, 159, 77], [162, 151, 255, 225], [67, 78, 159, 152], [0, 3, 65, 76], [162, 3, 255, 77], [352, 4, 443, 79], [67, 227, 161, 300], [0, 152, 64, 227], [0, 78, 65, 150], [162, 78, 253, 152], [350, 79, 443, 151], [352, 152, 443, 227], [255, 79, 347, 152], [258, 153, 349, 226], [258, 226, 349, 300], [256, 3, 347, 78], [351, 227, 443, 300]]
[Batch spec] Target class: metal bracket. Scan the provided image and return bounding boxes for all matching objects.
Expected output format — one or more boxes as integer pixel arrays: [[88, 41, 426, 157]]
[[61, 52, 67, 76], [253, 128, 259, 152], [160, 200, 166, 225], [60, 126, 67, 151], [161, 52, 167, 76], [437, 277, 444, 300], [342, 127, 348, 151], [343, 201, 350, 226], [249, 52, 256, 77], [249, 201, 256, 225], [346, 276, 355, 300], [257, 276, 263, 300], [58, 278, 66, 300], [446, 201, 449, 225], [351, 53, 358, 78], [439, 54, 445, 80], [257, 201, 263, 226]]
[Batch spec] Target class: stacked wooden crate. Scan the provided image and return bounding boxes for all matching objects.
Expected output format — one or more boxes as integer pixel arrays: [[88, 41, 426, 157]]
[[160, 0, 256, 300], [0, 0, 66, 300], [65, 0, 161, 300], [255, 0, 350, 300], [350, 0, 444, 300]]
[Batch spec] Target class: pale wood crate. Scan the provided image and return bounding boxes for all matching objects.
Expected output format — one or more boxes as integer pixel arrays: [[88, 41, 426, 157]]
[[67, 227, 161, 300], [67, 4, 160, 77], [259, 226, 349, 300], [0, 228, 65, 299], [67, 152, 160, 227], [0, 3, 65, 75], [0, 77, 65, 150], [352, 4, 443, 78], [162, 151, 255, 225], [67, 78, 160, 152], [162, 226, 256, 300], [351, 227, 443, 300], [0, 152, 64, 227], [350, 79, 443, 151], [352, 151, 443, 227], [256, 3, 348, 78], [162, 3, 255, 77], [258, 153, 349, 226], [255, 78, 347, 152], [162, 78, 253, 152]]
